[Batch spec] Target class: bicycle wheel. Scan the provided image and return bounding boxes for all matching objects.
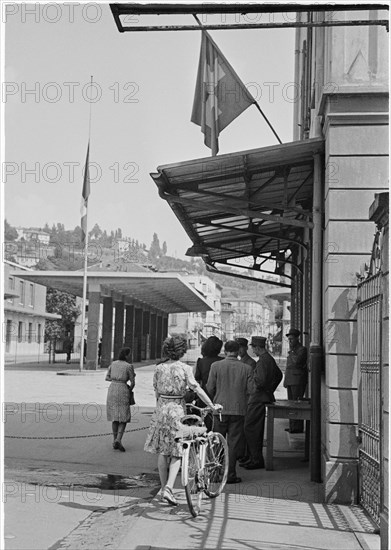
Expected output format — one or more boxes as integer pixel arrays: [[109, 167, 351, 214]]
[[183, 442, 203, 517], [203, 432, 228, 498]]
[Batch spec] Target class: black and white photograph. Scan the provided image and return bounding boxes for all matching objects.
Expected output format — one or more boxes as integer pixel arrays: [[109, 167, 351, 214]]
[[1, 1, 389, 549]]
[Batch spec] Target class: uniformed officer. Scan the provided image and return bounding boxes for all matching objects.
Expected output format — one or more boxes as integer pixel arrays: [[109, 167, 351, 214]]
[[283, 328, 308, 433]]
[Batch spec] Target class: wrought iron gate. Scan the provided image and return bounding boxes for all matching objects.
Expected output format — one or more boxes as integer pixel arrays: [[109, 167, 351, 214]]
[[357, 271, 382, 525]]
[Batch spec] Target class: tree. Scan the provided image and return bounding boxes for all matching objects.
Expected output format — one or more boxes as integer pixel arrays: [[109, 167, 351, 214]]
[[55, 223, 66, 242], [72, 225, 82, 243], [45, 288, 81, 361], [148, 232, 161, 261], [162, 241, 167, 256], [4, 220, 18, 241], [89, 223, 102, 241]]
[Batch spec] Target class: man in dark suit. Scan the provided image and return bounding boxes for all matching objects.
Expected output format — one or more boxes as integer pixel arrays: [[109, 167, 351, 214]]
[[207, 340, 253, 484], [236, 337, 256, 465], [242, 336, 281, 470], [283, 328, 308, 433], [236, 337, 256, 369]]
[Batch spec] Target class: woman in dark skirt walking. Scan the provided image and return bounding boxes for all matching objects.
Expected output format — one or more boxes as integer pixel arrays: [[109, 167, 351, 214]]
[[106, 347, 135, 452]]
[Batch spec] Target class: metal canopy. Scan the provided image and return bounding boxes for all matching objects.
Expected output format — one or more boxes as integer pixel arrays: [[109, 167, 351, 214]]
[[110, 4, 386, 15], [11, 272, 213, 314], [110, 3, 389, 32], [151, 138, 324, 276]]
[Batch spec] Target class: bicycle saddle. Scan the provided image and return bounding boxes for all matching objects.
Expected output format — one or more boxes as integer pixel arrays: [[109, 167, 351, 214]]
[[180, 414, 204, 427], [175, 425, 207, 441]]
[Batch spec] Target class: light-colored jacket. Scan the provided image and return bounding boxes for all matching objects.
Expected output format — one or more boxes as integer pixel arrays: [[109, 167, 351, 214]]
[[206, 356, 253, 415]]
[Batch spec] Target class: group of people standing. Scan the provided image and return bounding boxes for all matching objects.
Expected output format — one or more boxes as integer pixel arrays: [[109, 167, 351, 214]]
[[194, 335, 283, 483], [105, 328, 308, 503]]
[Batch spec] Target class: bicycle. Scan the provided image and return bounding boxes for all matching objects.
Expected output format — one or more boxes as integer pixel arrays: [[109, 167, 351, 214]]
[[175, 404, 229, 517]]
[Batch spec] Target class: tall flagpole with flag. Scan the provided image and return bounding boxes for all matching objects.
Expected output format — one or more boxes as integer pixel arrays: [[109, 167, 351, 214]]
[[79, 77, 92, 372], [191, 16, 282, 155]]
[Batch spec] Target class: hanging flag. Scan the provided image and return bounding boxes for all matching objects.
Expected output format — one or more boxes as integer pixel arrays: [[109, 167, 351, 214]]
[[191, 31, 255, 155], [80, 143, 90, 247]]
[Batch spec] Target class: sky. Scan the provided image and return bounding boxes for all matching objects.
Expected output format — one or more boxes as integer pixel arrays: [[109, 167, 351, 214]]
[[3, 3, 296, 258]]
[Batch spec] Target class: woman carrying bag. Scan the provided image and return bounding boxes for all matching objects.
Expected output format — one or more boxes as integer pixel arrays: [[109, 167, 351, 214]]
[[106, 346, 135, 452]]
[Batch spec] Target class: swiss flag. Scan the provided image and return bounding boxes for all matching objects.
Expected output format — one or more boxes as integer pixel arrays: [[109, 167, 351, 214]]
[[191, 32, 254, 155]]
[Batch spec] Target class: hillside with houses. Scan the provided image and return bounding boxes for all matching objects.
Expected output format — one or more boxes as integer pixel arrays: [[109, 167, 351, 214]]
[[4, 220, 287, 363]]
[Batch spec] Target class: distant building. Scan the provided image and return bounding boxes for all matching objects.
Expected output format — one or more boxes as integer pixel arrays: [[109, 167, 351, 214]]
[[4, 260, 60, 362], [168, 274, 222, 346], [221, 301, 234, 341], [16, 227, 50, 245], [229, 298, 271, 339], [265, 288, 291, 357]]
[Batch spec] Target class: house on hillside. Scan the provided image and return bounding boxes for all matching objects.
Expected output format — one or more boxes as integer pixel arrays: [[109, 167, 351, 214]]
[[16, 227, 50, 245]]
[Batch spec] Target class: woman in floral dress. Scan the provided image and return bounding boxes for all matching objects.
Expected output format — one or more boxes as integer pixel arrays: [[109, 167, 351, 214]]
[[144, 335, 219, 506], [106, 347, 135, 452]]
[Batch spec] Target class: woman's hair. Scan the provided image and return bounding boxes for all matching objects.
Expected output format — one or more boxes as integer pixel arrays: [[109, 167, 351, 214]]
[[201, 336, 223, 358], [162, 334, 188, 361], [118, 347, 131, 361]]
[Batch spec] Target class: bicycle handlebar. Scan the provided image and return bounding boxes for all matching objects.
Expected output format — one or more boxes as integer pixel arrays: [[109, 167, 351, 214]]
[[186, 403, 223, 421]]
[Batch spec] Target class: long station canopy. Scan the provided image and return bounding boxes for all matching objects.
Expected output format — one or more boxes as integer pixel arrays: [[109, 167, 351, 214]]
[[11, 271, 212, 314], [151, 138, 324, 283]]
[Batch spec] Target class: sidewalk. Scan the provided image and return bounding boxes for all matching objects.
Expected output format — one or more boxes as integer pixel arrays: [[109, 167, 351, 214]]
[[116, 419, 380, 550], [117, 491, 379, 550], [3, 361, 380, 550], [4, 358, 157, 372]]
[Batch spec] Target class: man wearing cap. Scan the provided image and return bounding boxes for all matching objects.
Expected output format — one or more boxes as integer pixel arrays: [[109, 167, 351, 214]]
[[236, 338, 256, 369], [242, 336, 281, 470], [284, 329, 308, 433], [206, 340, 253, 484]]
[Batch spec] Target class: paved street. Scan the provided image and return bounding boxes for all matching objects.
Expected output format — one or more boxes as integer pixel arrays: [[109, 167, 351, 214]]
[[3, 362, 381, 549]]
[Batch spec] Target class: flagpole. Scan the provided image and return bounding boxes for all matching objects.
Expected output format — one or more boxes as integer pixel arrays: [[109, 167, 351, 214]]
[[193, 15, 283, 146], [253, 102, 282, 144], [79, 76, 93, 372], [79, 190, 89, 372]]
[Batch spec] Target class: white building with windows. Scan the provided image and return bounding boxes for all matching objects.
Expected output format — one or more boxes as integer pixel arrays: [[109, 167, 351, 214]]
[[168, 274, 222, 346], [3, 261, 60, 362], [229, 298, 272, 339], [16, 227, 50, 245]]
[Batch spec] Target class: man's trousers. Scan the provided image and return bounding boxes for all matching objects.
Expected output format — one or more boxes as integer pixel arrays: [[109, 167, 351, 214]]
[[244, 401, 266, 465], [213, 414, 245, 478]]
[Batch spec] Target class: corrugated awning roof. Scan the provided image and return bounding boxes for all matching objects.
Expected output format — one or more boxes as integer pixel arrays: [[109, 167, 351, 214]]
[[11, 271, 213, 314], [151, 138, 324, 281]]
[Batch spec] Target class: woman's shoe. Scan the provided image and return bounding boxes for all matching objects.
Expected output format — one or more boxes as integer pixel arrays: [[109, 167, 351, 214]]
[[113, 441, 120, 450], [154, 489, 165, 502], [162, 486, 178, 506], [117, 442, 126, 452]]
